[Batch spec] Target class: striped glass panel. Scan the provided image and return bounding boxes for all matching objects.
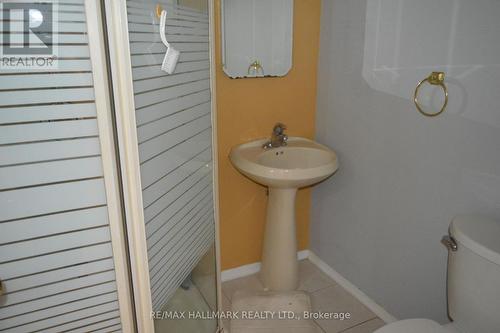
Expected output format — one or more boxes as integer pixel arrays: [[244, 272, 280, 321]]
[[126, 0, 215, 313], [0, 1, 123, 332]]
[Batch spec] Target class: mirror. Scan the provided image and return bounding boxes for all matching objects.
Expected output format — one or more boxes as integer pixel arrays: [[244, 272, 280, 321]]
[[221, 0, 294, 78]]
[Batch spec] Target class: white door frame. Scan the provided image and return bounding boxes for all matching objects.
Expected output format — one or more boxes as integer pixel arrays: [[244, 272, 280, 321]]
[[208, 0, 224, 330], [102, 0, 154, 331], [85, 0, 135, 332], [103, 1, 222, 332]]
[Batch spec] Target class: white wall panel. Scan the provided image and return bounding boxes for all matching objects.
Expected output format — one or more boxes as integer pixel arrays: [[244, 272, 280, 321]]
[[313, 0, 500, 323], [126, 0, 214, 311]]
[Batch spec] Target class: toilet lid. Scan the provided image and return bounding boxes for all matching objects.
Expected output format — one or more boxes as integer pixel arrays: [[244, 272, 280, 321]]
[[373, 319, 451, 333]]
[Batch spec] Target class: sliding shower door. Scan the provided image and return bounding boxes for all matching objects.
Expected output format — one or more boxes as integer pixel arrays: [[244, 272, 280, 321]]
[[0, 1, 133, 332], [105, 0, 219, 332]]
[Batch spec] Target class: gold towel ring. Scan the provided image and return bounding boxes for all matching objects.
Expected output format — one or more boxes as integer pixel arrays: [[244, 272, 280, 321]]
[[414, 71, 448, 117]]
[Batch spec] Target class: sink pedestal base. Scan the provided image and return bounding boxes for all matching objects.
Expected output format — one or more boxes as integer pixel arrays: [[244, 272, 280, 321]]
[[260, 188, 299, 291]]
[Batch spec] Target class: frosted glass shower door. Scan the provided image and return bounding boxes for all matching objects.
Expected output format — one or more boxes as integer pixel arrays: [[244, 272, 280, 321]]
[[0, 1, 134, 331], [105, 0, 218, 331]]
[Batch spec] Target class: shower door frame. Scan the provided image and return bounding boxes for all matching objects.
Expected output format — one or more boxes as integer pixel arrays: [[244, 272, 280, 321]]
[[102, 0, 222, 331], [81, 1, 137, 331]]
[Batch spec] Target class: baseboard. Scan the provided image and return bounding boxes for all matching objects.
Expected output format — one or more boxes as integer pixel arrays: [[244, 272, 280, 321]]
[[307, 251, 397, 324], [221, 250, 310, 282], [220, 250, 395, 323]]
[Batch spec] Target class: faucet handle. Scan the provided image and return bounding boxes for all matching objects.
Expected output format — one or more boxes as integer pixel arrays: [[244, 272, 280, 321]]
[[272, 123, 287, 135]]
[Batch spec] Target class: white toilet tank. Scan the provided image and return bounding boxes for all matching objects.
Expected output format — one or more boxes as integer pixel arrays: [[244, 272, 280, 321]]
[[447, 216, 500, 333]]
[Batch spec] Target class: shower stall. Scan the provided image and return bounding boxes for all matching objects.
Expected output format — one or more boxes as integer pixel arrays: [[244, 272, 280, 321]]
[[0, 0, 220, 332]]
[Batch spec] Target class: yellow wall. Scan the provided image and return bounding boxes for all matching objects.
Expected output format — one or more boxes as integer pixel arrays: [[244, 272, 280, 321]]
[[215, 0, 322, 270]]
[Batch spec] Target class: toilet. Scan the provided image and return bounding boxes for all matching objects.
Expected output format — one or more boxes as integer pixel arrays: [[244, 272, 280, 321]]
[[374, 215, 500, 333]]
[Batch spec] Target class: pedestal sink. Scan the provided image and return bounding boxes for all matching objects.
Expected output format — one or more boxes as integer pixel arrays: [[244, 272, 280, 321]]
[[229, 137, 338, 291]]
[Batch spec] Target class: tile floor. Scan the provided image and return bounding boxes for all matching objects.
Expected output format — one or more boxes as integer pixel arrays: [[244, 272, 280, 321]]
[[154, 283, 217, 333], [221, 259, 385, 333]]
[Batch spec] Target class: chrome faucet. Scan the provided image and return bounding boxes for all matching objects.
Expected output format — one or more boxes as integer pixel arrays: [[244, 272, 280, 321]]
[[263, 123, 288, 149]]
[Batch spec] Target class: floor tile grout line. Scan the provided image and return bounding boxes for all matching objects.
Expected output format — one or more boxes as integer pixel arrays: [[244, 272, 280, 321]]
[[222, 259, 380, 333], [336, 316, 380, 333], [221, 288, 231, 302], [309, 282, 338, 295], [313, 319, 327, 333], [222, 260, 338, 297]]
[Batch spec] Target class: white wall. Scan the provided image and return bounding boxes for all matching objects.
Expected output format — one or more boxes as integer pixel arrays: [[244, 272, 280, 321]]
[[312, 0, 500, 323]]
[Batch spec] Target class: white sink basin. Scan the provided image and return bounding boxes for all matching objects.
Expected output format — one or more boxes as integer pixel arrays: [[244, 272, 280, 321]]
[[230, 137, 338, 188], [229, 137, 338, 291]]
